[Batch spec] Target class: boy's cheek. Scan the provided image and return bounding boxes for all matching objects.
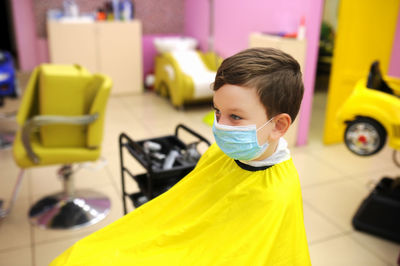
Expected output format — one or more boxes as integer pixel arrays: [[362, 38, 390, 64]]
[[257, 132, 270, 145]]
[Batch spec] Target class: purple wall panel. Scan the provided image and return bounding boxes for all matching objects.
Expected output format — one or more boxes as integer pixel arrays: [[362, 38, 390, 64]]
[[183, 0, 209, 51], [388, 8, 400, 77]]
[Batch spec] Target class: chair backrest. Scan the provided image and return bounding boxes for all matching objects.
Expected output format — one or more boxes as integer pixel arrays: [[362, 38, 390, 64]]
[[169, 50, 216, 99], [17, 64, 111, 149], [86, 74, 112, 148], [16, 67, 40, 126]]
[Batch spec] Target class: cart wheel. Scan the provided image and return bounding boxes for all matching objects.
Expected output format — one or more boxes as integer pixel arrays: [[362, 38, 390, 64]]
[[344, 117, 386, 156]]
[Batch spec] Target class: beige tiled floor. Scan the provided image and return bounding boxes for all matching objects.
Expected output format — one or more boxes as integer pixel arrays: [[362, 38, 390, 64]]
[[0, 85, 399, 265]]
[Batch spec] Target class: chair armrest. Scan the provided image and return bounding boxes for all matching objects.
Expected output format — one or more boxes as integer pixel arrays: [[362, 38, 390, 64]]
[[22, 113, 99, 164]]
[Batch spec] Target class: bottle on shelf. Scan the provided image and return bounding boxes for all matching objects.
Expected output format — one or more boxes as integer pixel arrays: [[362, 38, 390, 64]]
[[297, 16, 306, 40], [119, 0, 134, 21]]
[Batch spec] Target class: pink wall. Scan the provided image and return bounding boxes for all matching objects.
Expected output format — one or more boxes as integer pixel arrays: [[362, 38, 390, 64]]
[[10, 0, 41, 71], [184, 0, 210, 51], [388, 8, 400, 78], [213, 1, 308, 58], [184, 0, 324, 146], [298, 0, 324, 145]]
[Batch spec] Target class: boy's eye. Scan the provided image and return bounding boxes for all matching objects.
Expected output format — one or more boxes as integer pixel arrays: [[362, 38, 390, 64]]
[[230, 114, 242, 120], [212, 108, 221, 121], [212, 104, 220, 115]]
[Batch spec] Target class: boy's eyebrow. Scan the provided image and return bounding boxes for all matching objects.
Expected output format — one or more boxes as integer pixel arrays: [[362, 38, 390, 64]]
[[212, 102, 245, 113], [213, 101, 246, 113], [227, 107, 245, 113]]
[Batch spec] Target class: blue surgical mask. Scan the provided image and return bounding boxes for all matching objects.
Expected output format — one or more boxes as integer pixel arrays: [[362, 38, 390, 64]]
[[212, 115, 274, 161]]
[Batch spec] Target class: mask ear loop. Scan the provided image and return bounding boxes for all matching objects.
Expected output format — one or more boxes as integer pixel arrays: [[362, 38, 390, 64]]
[[250, 118, 274, 160], [256, 117, 274, 132]]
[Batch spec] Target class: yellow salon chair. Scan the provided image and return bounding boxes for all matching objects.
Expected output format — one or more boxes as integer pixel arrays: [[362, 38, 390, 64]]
[[0, 64, 112, 230], [154, 50, 221, 108]]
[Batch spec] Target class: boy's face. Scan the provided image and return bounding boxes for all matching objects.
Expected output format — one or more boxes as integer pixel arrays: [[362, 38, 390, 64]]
[[213, 84, 273, 145]]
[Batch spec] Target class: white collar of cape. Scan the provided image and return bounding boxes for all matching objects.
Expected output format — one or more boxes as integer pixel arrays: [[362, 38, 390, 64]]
[[239, 137, 291, 167]]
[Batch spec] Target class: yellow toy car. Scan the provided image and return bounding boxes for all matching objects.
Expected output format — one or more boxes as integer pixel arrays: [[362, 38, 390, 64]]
[[337, 61, 400, 156]]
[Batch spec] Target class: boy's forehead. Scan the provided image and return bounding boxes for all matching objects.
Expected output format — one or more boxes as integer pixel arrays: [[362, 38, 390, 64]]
[[213, 84, 266, 113]]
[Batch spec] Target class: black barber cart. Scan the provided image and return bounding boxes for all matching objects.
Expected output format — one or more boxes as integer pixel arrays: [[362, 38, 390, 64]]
[[119, 124, 210, 214]]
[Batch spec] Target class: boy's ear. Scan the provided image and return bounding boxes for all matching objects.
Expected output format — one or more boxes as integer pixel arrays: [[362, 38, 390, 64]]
[[270, 113, 292, 140]]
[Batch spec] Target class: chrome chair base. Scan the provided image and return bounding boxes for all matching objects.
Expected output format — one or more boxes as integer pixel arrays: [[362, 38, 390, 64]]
[[28, 189, 111, 230]]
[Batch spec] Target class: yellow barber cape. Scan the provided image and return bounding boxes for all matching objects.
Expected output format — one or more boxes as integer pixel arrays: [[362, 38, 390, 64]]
[[52, 143, 311, 266]]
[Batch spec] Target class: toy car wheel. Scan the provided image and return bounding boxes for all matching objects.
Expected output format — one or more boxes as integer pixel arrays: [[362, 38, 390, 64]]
[[10, 79, 21, 98], [158, 81, 170, 97], [344, 118, 386, 156]]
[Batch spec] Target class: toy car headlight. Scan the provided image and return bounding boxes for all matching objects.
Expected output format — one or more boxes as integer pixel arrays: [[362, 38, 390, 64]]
[[0, 73, 10, 82]]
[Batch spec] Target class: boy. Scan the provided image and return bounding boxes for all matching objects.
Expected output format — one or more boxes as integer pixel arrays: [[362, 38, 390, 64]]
[[52, 48, 311, 265]]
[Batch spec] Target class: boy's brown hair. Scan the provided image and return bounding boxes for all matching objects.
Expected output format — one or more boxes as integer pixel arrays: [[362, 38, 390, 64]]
[[213, 47, 304, 122]]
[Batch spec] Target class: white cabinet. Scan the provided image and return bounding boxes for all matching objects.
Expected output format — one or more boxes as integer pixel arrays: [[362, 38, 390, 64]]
[[249, 33, 307, 147], [48, 21, 143, 95]]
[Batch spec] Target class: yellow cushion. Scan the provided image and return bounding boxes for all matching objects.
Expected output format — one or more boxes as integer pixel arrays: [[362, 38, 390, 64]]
[[39, 64, 93, 148], [13, 131, 100, 168]]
